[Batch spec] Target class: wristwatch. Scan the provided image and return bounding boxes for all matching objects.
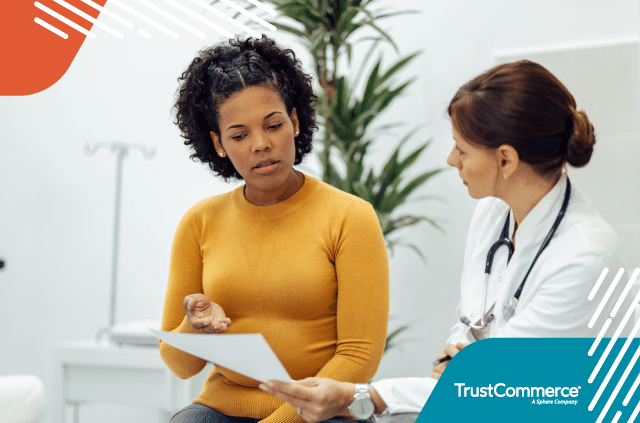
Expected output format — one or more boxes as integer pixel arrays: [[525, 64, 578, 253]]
[[348, 383, 375, 420]]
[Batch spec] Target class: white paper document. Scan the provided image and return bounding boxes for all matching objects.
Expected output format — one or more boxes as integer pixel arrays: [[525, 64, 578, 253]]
[[150, 329, 291, 382]]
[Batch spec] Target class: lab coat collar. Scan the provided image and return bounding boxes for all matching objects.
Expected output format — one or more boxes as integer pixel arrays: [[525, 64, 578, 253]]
[[486, 172, 569, 329], [477, 172, 567, 324], [459, 173, 569, 327], [509, 172, 569, 246]]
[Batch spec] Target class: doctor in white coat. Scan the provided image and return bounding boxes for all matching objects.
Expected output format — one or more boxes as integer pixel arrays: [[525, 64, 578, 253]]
[[259, 60, 635, 421]]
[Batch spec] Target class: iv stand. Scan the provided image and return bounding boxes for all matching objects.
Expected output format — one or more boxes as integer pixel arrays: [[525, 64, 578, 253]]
[[84, 142, 156, 340]]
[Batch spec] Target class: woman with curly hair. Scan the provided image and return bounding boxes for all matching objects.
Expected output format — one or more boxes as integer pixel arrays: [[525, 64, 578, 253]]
[[160, 36, 389, 423]]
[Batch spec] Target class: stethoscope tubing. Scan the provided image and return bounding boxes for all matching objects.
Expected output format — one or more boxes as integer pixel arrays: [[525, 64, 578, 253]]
[[461, 177, 572, 330]]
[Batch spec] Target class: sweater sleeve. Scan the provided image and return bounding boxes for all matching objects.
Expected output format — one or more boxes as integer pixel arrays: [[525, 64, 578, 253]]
[[260, 200, 390, 423], [159, 208, 208, 379]]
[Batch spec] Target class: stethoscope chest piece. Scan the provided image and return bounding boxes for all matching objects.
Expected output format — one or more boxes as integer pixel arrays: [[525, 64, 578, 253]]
[[502, 297, 518, 322]]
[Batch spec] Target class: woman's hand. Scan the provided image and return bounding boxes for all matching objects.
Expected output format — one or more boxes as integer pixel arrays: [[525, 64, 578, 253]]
[[260, 377, 354, 423], [431, 343, 468, 380], [183, 294, 231, 333]]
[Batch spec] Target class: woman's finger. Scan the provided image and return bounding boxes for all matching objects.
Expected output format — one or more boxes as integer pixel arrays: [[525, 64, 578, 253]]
[[432, 363, 446, 378], [260, 384, 309, 411], [261, 380, 313, 402], [190, 318, 209, 329], [432, 343, 467, 379], [260, 380, 298, 396], [183, 296, 193, 311], [218, 318, 231, 327], [443, 344, 461, 358]]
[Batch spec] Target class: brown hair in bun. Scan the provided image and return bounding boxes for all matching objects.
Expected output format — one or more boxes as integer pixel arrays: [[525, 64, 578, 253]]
[[566, 108, 596, 168], [448, 60, 596, 178]]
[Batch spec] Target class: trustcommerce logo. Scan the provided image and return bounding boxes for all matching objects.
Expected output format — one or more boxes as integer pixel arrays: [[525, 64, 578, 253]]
[[454, 382, 581, 405], [419, 268, 640, 423]]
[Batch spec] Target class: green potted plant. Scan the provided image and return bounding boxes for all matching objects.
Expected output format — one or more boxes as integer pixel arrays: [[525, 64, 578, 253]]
[[243, 0, 444, 255]]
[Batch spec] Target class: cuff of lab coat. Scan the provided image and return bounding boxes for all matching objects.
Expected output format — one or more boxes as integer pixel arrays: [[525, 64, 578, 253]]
[[446, 322, 476, 345], [371, 377, 437, 415]]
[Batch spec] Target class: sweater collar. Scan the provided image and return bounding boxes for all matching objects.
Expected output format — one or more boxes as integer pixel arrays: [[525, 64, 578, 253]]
[[232, 173, 317, 220]]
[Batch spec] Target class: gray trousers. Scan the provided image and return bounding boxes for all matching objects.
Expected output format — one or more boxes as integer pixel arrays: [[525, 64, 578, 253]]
[[171, 404, 375, 423], [374, 413, 420, 423], [171, 405, 260, 423]]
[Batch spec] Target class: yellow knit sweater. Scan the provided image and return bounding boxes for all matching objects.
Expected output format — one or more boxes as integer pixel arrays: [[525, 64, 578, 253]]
[[160, 175, 389, 423]]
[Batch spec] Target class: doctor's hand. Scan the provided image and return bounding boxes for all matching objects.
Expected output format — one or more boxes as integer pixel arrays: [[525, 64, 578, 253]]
[[259, 378, 355, 423], [431, 343, 468, 380], [183, 294, 231, 333]]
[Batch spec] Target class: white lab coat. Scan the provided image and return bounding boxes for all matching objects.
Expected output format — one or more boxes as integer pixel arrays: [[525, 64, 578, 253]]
[[372, 173, 635, 414]]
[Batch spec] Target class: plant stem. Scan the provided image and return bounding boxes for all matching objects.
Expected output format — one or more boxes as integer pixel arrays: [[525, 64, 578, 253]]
[[315, 44, 335, 183]]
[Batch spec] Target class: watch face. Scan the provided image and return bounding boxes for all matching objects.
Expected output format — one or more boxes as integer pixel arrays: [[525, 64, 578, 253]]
[[349, 398, 375, 419]]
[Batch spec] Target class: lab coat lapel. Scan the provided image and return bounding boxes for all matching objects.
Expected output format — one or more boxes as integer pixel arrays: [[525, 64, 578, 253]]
[[460, 204, 511, 323], [481, 208, 516, 317], [490, 174, 569, 333]]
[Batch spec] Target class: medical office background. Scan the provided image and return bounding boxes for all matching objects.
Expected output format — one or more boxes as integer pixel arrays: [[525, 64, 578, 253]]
[[1, 0, 639, 422]]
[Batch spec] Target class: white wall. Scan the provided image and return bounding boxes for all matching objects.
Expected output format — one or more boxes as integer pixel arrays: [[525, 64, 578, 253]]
[[370, 0, 640, 380], [0, 1, 638, 422]]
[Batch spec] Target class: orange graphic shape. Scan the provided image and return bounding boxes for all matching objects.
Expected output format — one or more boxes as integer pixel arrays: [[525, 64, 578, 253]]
[[0, 0, 107, 96]]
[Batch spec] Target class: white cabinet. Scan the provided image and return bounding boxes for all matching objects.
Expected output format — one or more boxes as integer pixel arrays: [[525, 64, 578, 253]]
[[53, 341, 210, 423]]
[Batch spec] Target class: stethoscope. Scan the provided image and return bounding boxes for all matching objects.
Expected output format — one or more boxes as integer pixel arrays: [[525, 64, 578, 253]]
[[461, 177, 572, 330]]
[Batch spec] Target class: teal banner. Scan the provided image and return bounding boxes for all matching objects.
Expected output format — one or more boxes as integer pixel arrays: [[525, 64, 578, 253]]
[[419, 338, 640, 423]]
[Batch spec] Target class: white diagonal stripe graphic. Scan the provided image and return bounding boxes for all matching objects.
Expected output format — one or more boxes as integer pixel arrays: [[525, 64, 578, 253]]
[[624, 370, 640, 407], [590, 316, 640, 413], [164, 0, 233, 38], [34, 17, 68, 38], [132, 0, 206, 38], [51, 0, 124, 38], [589, 288, 640, 383], [589, 318, 612, 356], [138, 28, 151, 38], [78, 0, 134, 28], [613, 411, 622, 423], [219, 0, 275, 31], [624, 373, 640, 406], [246, 0, 276, 15], [613, 268, 640, 317], [34, 2, 96, 39], [227, 17, 260, 38], [190, 0, 225, 19], [623, 346, 640, 405], [108, 0, 179, 38], [590, 268, 624, 328], [629, 399, 640, 423], [590, 268, 610, 300], [597, 342, 640, 423]]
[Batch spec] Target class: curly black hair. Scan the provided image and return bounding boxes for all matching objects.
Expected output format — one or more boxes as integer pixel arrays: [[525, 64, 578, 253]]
[[173, 35, 318, 180]]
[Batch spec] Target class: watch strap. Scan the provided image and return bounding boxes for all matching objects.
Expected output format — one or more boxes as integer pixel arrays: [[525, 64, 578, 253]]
[[354, 383, 371, 399]]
